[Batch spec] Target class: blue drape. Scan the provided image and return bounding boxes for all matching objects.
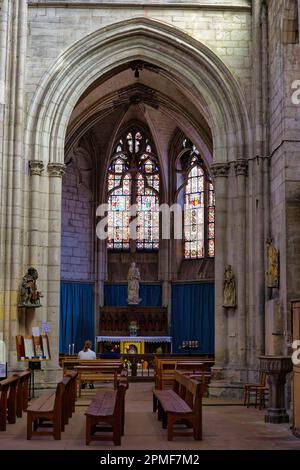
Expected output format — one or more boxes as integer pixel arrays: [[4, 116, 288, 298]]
[[59, 282, 94, 354], [104, 284, 162, 306], [171, 283, 215, 354]]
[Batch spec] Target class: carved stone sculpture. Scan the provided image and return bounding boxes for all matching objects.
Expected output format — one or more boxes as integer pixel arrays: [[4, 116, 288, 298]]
[[223, 265, 236, 308], [127, 262, 141, 305], [266, 238, 279, 288], [19, 267, 42, 307]]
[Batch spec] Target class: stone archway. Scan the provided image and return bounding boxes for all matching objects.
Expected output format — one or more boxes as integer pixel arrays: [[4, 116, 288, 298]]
[[24, 18, 252, 388]]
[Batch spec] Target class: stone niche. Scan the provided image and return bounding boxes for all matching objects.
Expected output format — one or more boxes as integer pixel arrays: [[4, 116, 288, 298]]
[[265, 299, 285, 356]]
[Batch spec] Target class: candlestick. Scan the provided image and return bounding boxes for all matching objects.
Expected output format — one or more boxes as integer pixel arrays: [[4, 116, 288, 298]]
[[68, 344, 71, 355], [72, 343, 75, 355]]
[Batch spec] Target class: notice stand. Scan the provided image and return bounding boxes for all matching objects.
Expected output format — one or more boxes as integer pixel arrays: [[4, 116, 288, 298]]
[[16, 334, 51, 399], [28, 359, 42, 399]]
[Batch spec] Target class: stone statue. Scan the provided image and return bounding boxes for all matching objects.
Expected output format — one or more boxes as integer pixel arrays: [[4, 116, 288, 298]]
[[127, 262, 141, 305], [19, 267, 42, 307], [223, 265, 236, 308], [266, 238, 279, 288]]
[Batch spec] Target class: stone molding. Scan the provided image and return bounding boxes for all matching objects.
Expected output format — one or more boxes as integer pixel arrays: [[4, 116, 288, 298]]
[[28, 1, 251, 12], [47, 163, 66, 178], [234, 160, 248, 176], [29, 160, 44, 176], [211, 163, 230, 178]]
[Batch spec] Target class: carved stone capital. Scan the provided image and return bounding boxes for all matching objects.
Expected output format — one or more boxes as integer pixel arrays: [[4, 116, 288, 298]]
[[234, 160, 248, 176], [211, 163, 230, 178], [47, 163, 66, 178], [29, 160, 44, 176]]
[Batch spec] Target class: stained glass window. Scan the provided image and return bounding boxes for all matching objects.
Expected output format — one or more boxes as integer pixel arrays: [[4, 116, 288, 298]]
[[177, 138, 215, 259], [107, 128, 160, 251]]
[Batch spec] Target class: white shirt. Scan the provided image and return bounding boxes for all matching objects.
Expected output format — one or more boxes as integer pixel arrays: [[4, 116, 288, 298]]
[[78, 349, 96, 360]]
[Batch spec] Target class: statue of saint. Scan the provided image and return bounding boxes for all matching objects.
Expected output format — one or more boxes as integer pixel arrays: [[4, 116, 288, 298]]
[[223, 265, 237, 308], [19, 267, 42, 307], [266, 238, 279, 288], [127, 262, 141, 305]]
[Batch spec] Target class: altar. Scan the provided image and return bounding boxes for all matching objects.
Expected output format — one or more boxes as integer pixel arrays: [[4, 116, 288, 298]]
[[95, 335, 172, 354]]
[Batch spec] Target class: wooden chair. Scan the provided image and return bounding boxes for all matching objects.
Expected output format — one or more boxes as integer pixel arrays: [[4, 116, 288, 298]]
[[244, 371, 267, 409]]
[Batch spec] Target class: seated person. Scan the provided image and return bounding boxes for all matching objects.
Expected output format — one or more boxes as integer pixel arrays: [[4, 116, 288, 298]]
[[78, 339, 96, 389], [100, 343, 121, 359], [78, 340, 96, 360]]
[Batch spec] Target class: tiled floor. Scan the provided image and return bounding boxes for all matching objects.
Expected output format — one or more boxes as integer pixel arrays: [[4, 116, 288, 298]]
[[0, 383, 299, 450]]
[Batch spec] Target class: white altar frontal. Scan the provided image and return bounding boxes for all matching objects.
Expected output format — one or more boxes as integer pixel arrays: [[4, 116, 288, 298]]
[[95, 336, 172, 354]]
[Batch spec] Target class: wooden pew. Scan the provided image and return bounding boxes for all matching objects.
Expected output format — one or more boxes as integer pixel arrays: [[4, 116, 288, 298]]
[[153, 370, 205, 441], [27, 381, 65, 440], [85, 383, 127, 446], [14, 370, 31, 417], [155, 358, 213, 390], [0, 375, 19, 431], [76, 365, 120, 397], [64, 369, 78, 413], [62, 358, 122, 375]]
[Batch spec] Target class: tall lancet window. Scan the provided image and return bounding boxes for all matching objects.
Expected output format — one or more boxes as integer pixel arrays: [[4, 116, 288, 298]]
[[107, 127, 160, 251], [176, 138, 215, 259]]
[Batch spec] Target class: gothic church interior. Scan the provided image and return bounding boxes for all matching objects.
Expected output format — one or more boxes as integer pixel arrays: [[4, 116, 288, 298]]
[[0, 0, 300, 451]]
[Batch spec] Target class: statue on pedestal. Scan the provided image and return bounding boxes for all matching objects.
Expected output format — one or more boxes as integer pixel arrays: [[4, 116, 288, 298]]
[[266, 238, 279, 288], [19, 267, 42, 307], [127, 262, 141, 305], [223, 265, 237, 308]]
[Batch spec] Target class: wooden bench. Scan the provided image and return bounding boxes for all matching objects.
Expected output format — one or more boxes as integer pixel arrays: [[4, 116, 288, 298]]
[[85, 383, 127, 446], [27, 381, 65, 440], [64, 369, 78, 413], [76, 365, 120, 397], [0, 375, 20, 431], [153, 370, 205, 441], [155, 359, 213, 390], [14, 370, 31, 417], [62, 358, 122, 375]]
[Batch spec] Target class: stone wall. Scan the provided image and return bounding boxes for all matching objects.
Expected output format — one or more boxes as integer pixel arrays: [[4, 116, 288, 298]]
[[61, 162, 94, 281], [26, 1, 252, 111]]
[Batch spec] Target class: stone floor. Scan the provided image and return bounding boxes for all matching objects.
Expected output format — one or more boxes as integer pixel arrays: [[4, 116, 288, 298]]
[[0, 382, 299, 450]]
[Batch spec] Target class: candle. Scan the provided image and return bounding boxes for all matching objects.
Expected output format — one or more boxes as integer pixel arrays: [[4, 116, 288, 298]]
[[72, 343, 75, 355], [68, 344, 71, 355]]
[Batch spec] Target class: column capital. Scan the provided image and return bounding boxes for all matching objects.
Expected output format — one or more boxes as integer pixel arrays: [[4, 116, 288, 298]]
[[29, 160, 44, 176], [211, 163, 230, 178], [47, 163, 66, 178], [234, 159, 248, 176]]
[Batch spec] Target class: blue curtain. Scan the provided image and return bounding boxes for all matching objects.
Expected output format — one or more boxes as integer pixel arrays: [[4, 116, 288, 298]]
[[60, 282, 94, 354], [104, 284, 162, 307], [171, 283, 215, 354]]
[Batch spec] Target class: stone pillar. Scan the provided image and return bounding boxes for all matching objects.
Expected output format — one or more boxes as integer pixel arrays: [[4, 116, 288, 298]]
[[45, 162, 66, 384], [0, 0, 28, 369], [28, 161, 44, 266], [210, 163, 229, 381], [21, 161, 45, 337], [234, 160, 248, 371]]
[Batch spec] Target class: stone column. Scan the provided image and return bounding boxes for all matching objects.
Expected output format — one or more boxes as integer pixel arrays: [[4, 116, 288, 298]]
[[234, 160, 248, 371], [28, 161, 44, 266], [0, 0, 28, 369], [45, 162, 66, 384], [210, 163, 229, 382]]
